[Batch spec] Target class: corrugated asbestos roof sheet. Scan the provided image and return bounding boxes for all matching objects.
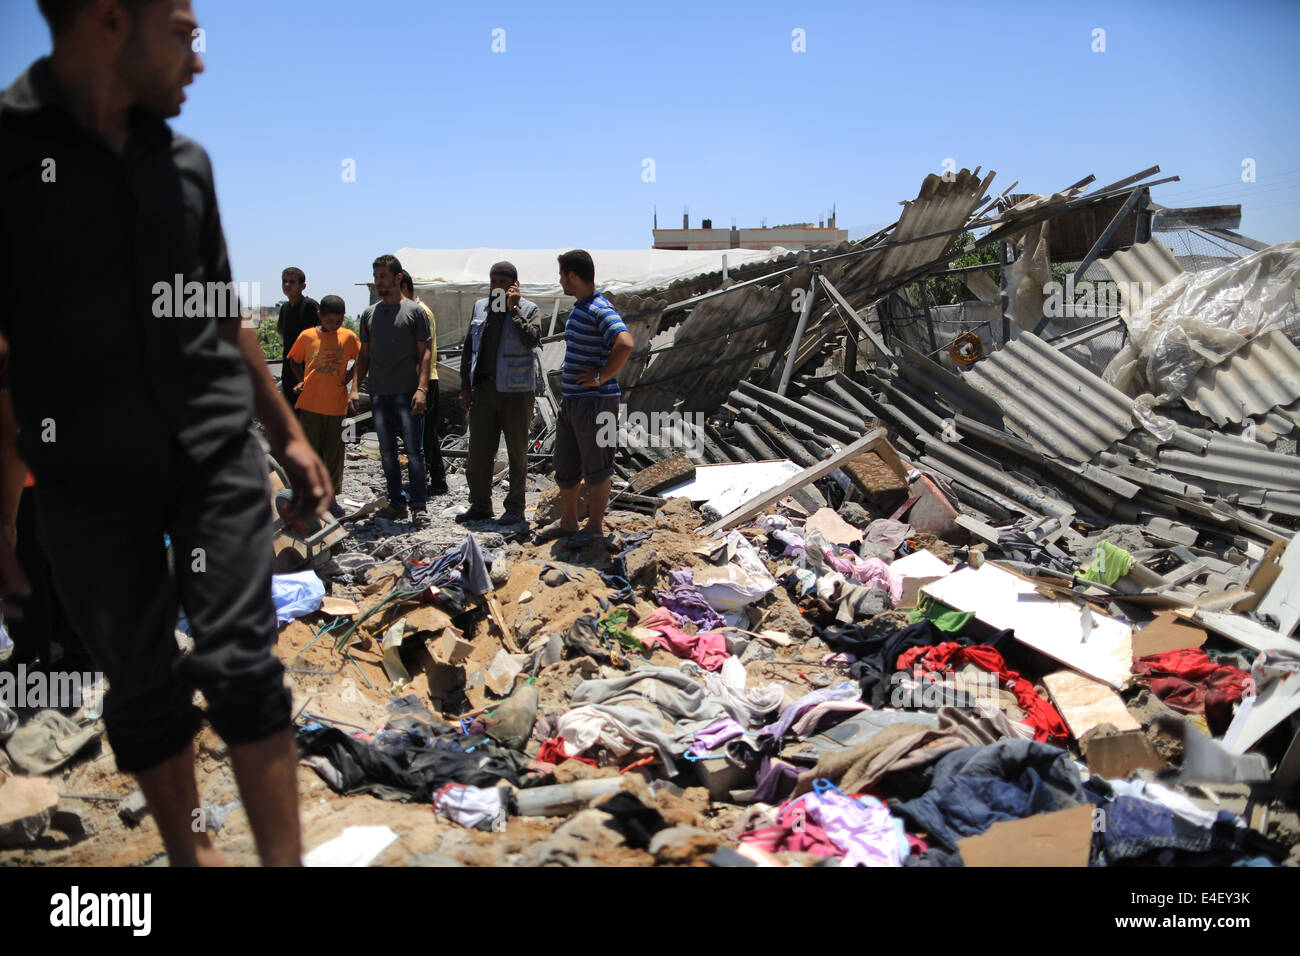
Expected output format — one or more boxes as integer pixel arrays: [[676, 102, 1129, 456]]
[[1183, 330, 1300, 425], [962, 331, 1136, 463], [837, 169, 995, 300], [1098, 240, 1184, 319], [1156, 433, 1300, 492]]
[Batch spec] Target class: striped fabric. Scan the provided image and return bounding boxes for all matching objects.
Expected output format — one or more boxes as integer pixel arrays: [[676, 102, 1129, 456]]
[[561, 292, 628, 399]]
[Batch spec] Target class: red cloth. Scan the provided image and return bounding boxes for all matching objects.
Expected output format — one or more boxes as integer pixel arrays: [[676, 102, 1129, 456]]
[[640, 606, 729, 672], [536, 737, 598, 767], [897, 641, 1069, 743], [1132, 648, 1250, 734], [739, 801, 841, 857]]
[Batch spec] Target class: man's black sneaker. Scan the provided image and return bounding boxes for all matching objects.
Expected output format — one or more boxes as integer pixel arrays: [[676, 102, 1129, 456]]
[[455, 507, 493, 524]]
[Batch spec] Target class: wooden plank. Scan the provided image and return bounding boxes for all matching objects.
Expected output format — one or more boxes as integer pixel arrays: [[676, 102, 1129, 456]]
[[701, 428, 886, 536], [955, 514, 1001, 545], [1151, 205, 1242, 231], [1042, 670, 1140, 739], [958, 805, 1094, 867], [485, 594, 520, 654]]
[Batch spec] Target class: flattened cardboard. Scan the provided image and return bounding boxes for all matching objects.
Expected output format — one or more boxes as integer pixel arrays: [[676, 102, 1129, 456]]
[[805, 507, 863, 546], [1084, 730, 1165, 778], [320, 596, 360, 617], [403, 605, 456, 635], [958, 804, 1094, 867], [1131, 611, 1207, 658]]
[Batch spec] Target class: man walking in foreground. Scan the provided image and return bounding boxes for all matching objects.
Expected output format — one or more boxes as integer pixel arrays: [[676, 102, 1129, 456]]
[[353, 255, 432, 525], [535, 250, 634, 549], [0, 0, 333, 865], [457, 261, 541, 527]]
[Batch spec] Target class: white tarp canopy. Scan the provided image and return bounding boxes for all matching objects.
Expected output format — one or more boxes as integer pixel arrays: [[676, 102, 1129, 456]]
[[389, 247, 790, 297]]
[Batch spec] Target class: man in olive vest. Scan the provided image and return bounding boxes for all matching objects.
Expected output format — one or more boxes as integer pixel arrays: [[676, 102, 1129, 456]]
[[457, 261, 540, 526]]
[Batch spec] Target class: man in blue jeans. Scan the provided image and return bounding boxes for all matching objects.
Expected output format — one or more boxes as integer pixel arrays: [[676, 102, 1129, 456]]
[[352, 254, 432, 525]]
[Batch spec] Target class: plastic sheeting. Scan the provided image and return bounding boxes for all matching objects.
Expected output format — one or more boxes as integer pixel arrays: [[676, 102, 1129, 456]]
[[1104, 240, 1300, 403]]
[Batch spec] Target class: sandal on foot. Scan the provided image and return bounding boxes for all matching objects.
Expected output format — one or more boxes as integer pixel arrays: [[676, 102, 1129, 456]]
[[533, 521, 577, 544]]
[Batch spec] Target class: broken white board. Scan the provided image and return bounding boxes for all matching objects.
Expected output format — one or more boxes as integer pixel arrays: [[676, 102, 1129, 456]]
[[1223, 671, 1300, 756], [922, 563, 1131, 688], [661, 460, 802, 520], [304, 825, 398, 867], [1255, 532, 1300, 637], [1182, 609, 1300, 657]]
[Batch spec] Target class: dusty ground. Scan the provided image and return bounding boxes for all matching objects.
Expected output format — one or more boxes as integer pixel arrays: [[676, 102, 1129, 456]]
[[4, 452, 1298, 868]]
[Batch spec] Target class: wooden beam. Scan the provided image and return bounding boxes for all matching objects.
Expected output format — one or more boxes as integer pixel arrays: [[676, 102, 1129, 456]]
[[817, 274, 893, 361], [701, 427, 886, 535], [1151, 205, 1242, 232]]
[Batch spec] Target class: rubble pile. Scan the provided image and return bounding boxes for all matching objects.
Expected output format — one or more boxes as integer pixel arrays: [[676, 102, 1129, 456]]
[[3, 163, 1298, 868]]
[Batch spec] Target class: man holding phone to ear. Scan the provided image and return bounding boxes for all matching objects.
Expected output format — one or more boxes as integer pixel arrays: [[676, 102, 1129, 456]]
[[457, 261, 541, 526]]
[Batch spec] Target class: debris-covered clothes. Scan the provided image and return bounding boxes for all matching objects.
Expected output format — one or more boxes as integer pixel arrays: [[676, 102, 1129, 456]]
[[898, 641, 1069, 742], [298, 722, 526, 802], [891, 740, 1088, 854], [640, 606, 729, 672], [1132, 648, 1251, 735]]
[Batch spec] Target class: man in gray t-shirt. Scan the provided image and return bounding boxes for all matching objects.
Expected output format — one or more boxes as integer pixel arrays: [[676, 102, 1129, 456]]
[[352, 255, 432, 521]]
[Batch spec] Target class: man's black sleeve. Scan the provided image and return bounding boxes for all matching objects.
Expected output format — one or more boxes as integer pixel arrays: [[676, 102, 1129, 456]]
[[460, 326, 473, 387]]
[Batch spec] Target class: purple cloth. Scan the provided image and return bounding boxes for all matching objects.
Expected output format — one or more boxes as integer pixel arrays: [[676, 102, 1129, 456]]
[[694, 718, 745, 751], [790, 789, 903, 867], [760, 683, 860, 742], [656, 569, 728, 631], [754, 756, 801, 805]]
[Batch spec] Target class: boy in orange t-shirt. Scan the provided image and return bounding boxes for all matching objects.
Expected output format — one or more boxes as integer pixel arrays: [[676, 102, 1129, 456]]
[[287, 295, 361, 499]]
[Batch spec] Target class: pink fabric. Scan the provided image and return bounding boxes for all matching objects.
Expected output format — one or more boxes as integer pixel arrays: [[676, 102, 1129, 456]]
[[641, 606, 730, 672], [824, 549, 903, 604]]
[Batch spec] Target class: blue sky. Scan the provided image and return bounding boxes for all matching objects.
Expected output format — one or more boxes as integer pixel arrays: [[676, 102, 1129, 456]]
[[3, 0, 1298, 317]]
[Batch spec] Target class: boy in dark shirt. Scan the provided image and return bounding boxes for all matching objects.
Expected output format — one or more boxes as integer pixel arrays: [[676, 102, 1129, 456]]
[[277, 266, 319, 407]]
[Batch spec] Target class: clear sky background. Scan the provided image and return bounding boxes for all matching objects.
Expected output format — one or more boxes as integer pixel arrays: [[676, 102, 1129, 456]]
[[3, 0, 1298, 317]]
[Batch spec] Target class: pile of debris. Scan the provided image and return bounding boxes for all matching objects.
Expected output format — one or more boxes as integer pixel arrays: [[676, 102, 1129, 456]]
[[3, 160, 1298, 868]]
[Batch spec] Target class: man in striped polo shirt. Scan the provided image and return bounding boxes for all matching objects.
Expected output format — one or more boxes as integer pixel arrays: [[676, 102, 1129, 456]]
[[537, 250, 634, 549]]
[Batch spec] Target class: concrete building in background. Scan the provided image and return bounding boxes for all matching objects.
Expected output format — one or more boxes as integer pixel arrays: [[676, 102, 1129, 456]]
[[652, 207, 847, 252]]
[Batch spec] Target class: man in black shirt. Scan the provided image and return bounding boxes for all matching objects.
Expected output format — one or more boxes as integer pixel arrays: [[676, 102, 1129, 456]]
[[0, 0, 331, 866], [276, 266, 319, 407]]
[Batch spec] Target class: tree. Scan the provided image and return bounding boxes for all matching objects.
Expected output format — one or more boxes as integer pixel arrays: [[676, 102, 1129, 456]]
[[921, 230, 1001, 305]]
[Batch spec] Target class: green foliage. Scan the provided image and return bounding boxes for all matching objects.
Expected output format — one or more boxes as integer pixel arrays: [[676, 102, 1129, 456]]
[[343, 316, 361, 335], [255, 321, 283, 361], [921, 230, 1001, 306]]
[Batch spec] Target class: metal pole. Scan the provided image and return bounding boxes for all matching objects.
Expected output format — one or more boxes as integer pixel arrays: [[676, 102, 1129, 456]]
[[777, 271, 819, 396], [998, 241, 1012, 345], [919, 281, 938, 354]]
